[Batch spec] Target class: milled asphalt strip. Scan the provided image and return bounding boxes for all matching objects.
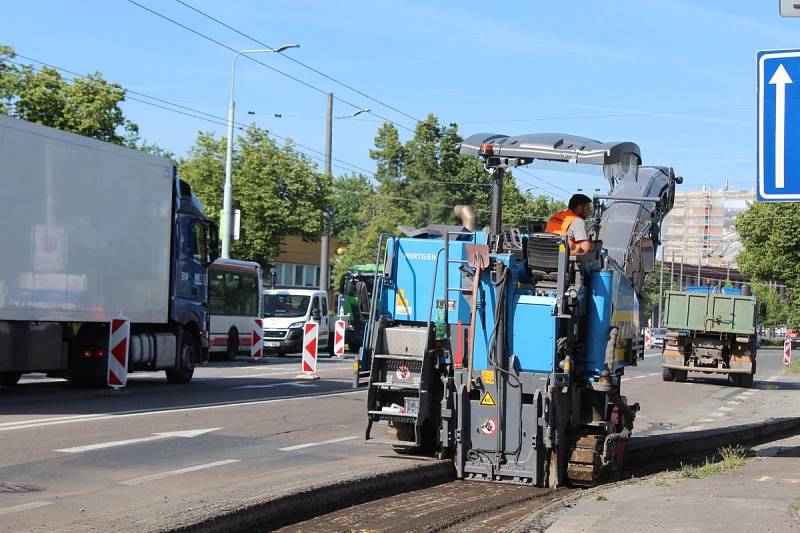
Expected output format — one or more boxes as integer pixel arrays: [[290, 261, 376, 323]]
[[119, 459, 241, 486], [278, 436, 359, 451], [0, 388, 364, 432], [0, 501, 53, 516]]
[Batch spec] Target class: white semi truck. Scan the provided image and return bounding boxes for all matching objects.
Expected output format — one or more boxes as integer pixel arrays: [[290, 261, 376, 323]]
[[0, 115, 218, 386]]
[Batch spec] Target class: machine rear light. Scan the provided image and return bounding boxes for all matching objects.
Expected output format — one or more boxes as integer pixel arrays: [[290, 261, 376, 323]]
[[82, 350, 92, 359], [479, 143, 494, 156], [94, 350, 105, 359]]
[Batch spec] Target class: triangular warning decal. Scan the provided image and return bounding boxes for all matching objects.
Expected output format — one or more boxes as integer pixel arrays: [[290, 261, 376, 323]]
[[480, 391, 496, 406]]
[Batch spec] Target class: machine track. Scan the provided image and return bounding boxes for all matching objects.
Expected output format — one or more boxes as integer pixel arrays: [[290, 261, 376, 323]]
[[276, 480, 574, 532], [567, 434, 606, 487]]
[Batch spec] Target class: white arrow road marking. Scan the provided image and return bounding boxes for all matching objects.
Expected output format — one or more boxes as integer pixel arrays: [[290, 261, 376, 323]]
[[119, 459, 240, 486], [234, 381, 317, 390], [770, 64, 793, 189], [0, 501, 53, 516], [278, 435, 359, 452], [54, 428, 222, 453]]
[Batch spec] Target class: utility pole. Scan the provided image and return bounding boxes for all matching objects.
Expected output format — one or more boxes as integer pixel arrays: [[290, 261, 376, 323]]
[[319, 92, 333, 293], [658, 256, 664, 326], [679, 258, 684, 290], [670, 250, 675, 291]]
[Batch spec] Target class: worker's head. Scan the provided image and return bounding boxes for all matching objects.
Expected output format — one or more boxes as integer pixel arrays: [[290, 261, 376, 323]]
[[568, 194, 592, 219]]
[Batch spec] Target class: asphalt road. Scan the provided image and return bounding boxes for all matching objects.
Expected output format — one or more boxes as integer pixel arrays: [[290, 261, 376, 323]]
[[0, 348, 792, 531]]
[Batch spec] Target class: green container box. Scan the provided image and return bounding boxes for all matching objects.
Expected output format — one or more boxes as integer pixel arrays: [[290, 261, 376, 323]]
[[663, 291, 756, 335]]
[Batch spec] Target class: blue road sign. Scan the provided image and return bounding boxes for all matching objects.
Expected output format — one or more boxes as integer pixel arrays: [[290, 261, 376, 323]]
[[758, 49, 800, 201]]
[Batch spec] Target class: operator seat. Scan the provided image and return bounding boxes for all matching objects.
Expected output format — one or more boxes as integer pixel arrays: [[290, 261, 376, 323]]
[[526, 233, 562, 289]]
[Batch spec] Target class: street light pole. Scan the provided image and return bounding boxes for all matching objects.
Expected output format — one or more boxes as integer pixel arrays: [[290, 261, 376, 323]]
[[221, 45, 299, 259]]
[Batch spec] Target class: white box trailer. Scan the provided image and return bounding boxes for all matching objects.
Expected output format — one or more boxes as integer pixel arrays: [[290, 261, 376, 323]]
[[0, 115, 217, 386]]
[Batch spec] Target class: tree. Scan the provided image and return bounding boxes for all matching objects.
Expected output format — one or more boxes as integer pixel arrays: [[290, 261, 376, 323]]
[[736, 201, 800, 326], [330, 173, 375, 241], [639, 261, 671, 326], [180, 126, 331, 268], [0, 45, 138, 145]]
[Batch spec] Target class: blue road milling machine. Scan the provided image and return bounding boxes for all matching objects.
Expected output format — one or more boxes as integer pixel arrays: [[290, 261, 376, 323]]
[[357, 132, 680, 487]]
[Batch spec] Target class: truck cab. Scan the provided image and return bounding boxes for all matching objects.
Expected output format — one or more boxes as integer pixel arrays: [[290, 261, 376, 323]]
[[262, 289, 332, 355]]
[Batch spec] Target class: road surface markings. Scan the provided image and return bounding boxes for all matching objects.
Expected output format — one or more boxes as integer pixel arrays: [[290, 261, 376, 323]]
[[0, 501, 53, 516], [718, 406, 734, 412], [621, 378, 631, 382], [710, 412, 726, 418], [634, 375, 648, 379], [278, 436, 359, 452], [234, 382, 317, 390], [682, 425, 706, 431], [119, 459, 240, 486], [0, 389, 364, 433], [696, 419, 715, 423], [757, 476, 771, 482], [55, 428, 221, 453], [226, 370, 301, 379], [727, 400, 742, 405], [648, 373, 660, 377]]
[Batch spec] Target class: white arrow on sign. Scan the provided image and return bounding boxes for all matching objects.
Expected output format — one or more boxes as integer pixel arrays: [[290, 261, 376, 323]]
[[770, 64, 793, 189], [54, 428, 222, 453]]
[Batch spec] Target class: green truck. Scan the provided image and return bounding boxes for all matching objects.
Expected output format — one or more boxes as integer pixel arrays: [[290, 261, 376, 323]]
[[338, 264, 381, 351], [661, 289, 758, 388]]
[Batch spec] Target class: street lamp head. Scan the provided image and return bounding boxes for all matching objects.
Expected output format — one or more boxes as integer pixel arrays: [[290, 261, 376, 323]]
[[273, 43, 300, 53]]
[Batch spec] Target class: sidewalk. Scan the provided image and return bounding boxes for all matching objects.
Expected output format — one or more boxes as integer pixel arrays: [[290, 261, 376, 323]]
[[541, 433, 800, 532]]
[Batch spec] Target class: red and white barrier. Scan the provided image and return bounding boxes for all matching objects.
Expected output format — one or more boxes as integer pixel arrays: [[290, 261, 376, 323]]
[[107, 314, 130, 389], [334, 320, 346, 358], [644, 328, 652, 350], [302, 321, 319, 375], [784, 339, 792, 366], [251, 318, 263, 359]]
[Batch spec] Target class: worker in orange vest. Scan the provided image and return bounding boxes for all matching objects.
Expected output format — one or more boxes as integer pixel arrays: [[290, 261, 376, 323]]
[[545, 194, 594, 255]]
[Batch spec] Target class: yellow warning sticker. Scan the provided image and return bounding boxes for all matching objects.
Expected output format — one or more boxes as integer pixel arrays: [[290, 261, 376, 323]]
[[481, 370, 495, 385], [480, 391, 496, 406], [396, 288, 412, 315]]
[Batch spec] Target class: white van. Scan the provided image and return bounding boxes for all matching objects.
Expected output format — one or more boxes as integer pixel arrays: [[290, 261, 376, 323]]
[[262, 289, 333, 356]]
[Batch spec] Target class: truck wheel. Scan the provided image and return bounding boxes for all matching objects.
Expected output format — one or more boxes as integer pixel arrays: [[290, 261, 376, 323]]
[[225, 329, 239, 362], [738, 373, 754, 388], [166, 329, 197, 384], [661, 366, 674, 381], [673, 369, 688, 382], [0, 372, 22, 386]]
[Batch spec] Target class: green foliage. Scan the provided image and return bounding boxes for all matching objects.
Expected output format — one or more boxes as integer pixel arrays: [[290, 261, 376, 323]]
[[333, 114, 567, 288], [736, 202, 800, 326], [331, 173, 375, 241], [0, 45, 138, 145], [640, 261, 670, 326], [180, 127, 331, 268]]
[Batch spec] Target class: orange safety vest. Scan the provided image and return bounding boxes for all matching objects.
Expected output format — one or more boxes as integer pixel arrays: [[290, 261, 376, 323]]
[[545, 209, 589, 255]]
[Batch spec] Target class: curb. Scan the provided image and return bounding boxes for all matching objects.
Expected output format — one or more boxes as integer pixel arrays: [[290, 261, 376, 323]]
[[625, 416, 800, 472], [175, 459, 454, 532]]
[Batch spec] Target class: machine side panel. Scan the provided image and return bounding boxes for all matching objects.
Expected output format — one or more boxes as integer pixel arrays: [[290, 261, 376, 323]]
[[511, 294, 556, 373]]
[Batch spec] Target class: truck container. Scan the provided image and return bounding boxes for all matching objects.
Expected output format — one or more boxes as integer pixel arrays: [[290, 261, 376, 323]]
[[661, 289, 758, 387], [0, 115, 218, 386]]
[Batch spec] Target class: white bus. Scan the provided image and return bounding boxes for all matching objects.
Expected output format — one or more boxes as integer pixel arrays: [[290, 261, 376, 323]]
[[207, 259, 263, 361]]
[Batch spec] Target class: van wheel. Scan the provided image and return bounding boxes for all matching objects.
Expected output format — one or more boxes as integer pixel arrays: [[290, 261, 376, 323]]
[[0, 372, 22, 386], [225, 329, 239, 362], [166, 329, 197, 384]]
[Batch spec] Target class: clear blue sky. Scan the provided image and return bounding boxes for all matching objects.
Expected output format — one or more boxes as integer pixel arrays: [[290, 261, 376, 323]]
[[5, 0, 800, 201]]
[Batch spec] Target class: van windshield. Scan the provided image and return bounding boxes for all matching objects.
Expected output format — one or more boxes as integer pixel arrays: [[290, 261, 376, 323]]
[[263, 294, 310, 318]]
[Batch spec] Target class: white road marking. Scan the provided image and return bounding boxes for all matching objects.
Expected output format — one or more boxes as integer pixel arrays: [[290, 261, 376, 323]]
[[727, 400, 742, 405], [718, 406, 734, 412], [634, 375, 648, 379], [682, 425, 706, 431], [226, 370, 299, 379], [648, 373, 660, 377], [278, 436, 359, 452], [55, 428, 221, 453], [119, 459, 240, 486], [741, 391, 755, 396], [0, 389, 364, 433], [0, 501, 53, 516], [234, 382, 317, 390], [710, 412, 726, 418], [621, 378, 631, 382]]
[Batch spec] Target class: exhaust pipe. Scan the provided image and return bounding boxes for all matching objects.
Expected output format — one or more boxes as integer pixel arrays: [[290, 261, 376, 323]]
[[454, 204, 478, 232]]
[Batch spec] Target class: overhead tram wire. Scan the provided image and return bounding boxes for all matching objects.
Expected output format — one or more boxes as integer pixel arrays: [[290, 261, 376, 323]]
[[124, 0, 416, 133], [10, 55, 571, 201], [8, 56, 378, 178], [172, 0, 422, 125]]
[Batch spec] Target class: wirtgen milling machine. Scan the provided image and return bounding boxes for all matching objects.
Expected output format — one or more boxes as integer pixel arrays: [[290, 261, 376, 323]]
[[357, 132, 679, 487]]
